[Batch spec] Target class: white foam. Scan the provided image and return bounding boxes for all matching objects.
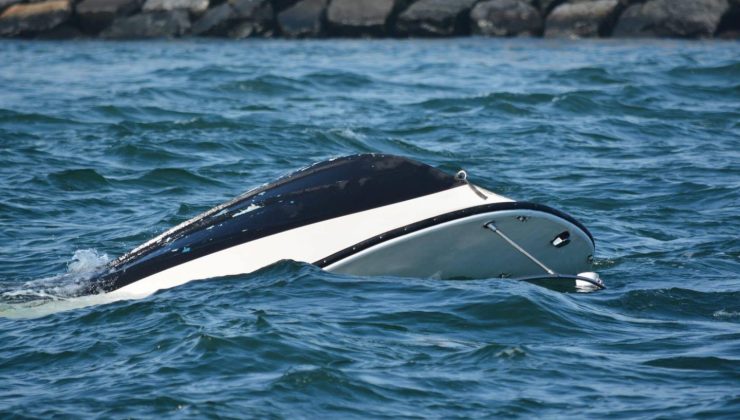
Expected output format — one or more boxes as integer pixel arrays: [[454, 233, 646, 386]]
[[713, 309, 739, 319], [67, 249, 110, 275], [0, 293, 127, 319], [0, 249, 130, 319]]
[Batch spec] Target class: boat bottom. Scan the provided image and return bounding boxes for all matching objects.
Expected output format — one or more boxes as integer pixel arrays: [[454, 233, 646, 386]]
[[325, 209, 595, 282]]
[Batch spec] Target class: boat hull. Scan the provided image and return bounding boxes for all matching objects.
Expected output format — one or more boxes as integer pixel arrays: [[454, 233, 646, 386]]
[[325, 208, 594, 280], [106, 198, 594, 298], [88, 154, 596, 298]]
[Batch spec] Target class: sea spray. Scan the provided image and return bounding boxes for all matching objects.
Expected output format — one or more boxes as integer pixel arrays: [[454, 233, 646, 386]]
[[1, 249, 109, 305]]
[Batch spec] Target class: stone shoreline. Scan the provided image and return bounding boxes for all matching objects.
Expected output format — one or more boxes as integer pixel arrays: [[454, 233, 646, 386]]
[[1, 0, 738, 40]]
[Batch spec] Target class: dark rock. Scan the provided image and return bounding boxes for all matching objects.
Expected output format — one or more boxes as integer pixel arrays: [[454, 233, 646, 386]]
[[191, 0, 273, 37], [277, 0, 327, 37], [34, 21, 83, 38], [100, 10, 190, 38], [228, 0, 274, 37], [326, 0, 403, 36], [540, 0, 566, 15], [717, 29, 740, 38], [227, 19, 260, 37], [0, 0, 71, 36], [143, 0, 209, 16], [231, 0, 271, 19], [272, 0, 300, 12], [396, 0, 478, 37], [545, 0, 623, 38], [191, 2, 233, 34], [470, 0, 542, 36], [76, 0, 142, 33], [613, 0, 730, 38], [716, 0, 740, 37]]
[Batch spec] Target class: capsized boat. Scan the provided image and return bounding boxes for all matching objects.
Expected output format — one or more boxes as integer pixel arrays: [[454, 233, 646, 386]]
[[86, 154, 602, 297]]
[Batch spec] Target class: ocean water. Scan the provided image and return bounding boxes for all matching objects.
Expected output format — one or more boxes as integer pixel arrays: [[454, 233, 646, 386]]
[[0, 38, 739, 417]]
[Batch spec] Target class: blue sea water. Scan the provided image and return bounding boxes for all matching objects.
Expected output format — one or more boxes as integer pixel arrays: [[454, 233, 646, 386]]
[[0, 38, 739, 417]]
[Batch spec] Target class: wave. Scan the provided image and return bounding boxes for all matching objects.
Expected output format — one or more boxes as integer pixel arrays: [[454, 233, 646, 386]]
[[133, 168, 223, 187], [602, 288, 740, 321], [217, 74, 306, 95], [303, 70, 376, 90], [0, 108, 83, 126], [644, 356, 740, 372], [667, 62, 740, 78], [413, 91, 556, 111], [47, 169, 111, 191], [0, 249, 112, 318]]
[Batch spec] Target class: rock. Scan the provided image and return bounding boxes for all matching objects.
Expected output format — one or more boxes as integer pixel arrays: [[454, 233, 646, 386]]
[[191, 2, 233, 35], [277, 0, 327, 37], [191, 0, 274, 37], [34, 22, 83, 38], [228, 0, 274, 37], [0, 0, 24, 14], [613, 0, 730, 38], [717, 29, 740, 38], [142, 0, 209, 16], [326, 0, 402, 36], [716, 0, 740, 38], [396, 0, 479, 37], [227, 20, 261, 37], [545, 0, 623, 38], [272, 0, 300, 12], [76, 0, 142, 33], [0, 0, 71, 36], [470, 0, 542, 36], [100, 10, 190, 38], [230, 0, 272, 20], [540, 0, 565, 15]]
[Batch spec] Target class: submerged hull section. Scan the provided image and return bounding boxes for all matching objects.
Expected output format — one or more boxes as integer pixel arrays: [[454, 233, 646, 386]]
[[86, 154, 595, 298]]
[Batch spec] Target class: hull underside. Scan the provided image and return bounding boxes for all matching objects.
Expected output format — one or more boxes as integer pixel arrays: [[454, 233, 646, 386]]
[[326, 209, 593, 280]]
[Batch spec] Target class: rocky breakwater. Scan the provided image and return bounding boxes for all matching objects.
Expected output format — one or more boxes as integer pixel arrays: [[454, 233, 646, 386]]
[[1, 0, 738, 39]]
